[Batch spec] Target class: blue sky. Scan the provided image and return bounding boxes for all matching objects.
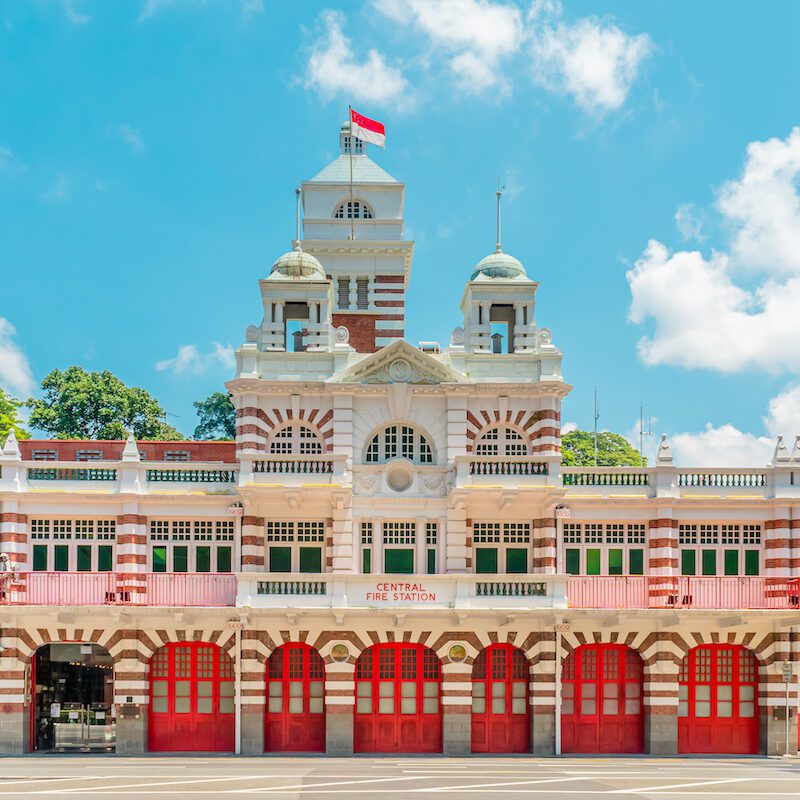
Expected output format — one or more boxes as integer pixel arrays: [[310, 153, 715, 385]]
[[1, 0, 800, 464]]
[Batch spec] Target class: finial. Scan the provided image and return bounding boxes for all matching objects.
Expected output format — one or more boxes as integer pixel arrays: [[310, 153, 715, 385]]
[[2, 428, 20, 459], [495, 179, 504, 254], [656, 433, 673, 465], [293, 186, 302, 252], [122, 431, 140, 462], [773, 435, 790, 464]]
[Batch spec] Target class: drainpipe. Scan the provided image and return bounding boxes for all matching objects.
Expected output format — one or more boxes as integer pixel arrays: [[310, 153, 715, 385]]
[[554, 624, 562, 755]]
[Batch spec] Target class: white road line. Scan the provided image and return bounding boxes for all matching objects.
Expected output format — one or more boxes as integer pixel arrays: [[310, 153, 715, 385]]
[[420, 776, 590, 792], [41, 775, 271, 794], [618, 778, 750, 793], [0, 778, 110, 787], [232, 776, 440, 794]]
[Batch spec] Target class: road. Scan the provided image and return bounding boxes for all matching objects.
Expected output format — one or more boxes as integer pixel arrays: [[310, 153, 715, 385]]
[[0, 756, 799, 798]]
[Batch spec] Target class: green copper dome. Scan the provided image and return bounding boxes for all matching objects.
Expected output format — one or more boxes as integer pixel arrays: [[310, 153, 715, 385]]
[[268, 243, 326, 281], [470, 249, 527, 281]]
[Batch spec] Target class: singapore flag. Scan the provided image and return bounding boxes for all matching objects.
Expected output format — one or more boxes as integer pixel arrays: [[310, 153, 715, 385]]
[[349, 107, 386, 148]]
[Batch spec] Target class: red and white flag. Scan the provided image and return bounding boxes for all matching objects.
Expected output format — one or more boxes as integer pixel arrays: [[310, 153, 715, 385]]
[[349, 107, 385, 149]]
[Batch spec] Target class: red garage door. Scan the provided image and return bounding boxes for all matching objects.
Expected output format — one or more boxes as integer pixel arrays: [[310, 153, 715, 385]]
[[472, 644, 530, 753], [678, 645, 759, 754], [265, 643, 325, 752], [148, 642, 234, 752], [562, 643, 644, 754], [354, 643, 441, 753]]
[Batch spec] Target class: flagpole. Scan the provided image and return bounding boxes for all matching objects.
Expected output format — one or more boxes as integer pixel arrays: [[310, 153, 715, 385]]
[[348, 104, 355, 241]]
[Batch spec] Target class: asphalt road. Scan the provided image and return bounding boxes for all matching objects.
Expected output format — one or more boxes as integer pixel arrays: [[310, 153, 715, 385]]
[[0, 756, 799, 798]]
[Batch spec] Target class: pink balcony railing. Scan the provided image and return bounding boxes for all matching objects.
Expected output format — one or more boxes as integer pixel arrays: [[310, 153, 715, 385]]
[[567, 576, 800, 610], [0, 572, 237, 607]]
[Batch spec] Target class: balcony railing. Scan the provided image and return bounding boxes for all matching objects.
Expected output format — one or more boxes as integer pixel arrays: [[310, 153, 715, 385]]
[[253, 458, 333, 475], [28, 467, 117, 481], [677, 470, 767, 488], [146, 469, 237, 483], [0, 572, 237, 607], [566, 576, 800, 610], [468, 460, 549, 476], [562, 470, 650, 486]]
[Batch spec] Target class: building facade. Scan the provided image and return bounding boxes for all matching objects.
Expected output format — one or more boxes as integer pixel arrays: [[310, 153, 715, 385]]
[[1, 125, 799, 757]]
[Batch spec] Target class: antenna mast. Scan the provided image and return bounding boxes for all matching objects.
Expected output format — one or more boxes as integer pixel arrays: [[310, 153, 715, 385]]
[[639, 402, 653, 466], [495, 179, 504, 253], [593, 387, 599, 467], [294, 186, 301, 247]]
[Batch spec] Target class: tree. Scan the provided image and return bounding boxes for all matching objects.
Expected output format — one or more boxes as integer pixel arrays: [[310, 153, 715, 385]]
[[193, 391, 235, 440], [561, 429, 646, 467], [0, 388, 30, 442], [27, 367, 185, 440]]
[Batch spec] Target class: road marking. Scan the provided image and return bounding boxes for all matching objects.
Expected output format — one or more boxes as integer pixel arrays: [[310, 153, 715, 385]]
[[420, 776, 591, 792], [618, 778, 750, 793], [233, 776, 442, 793], [0, 778, 110, 787], [44, 775, 270, 794]]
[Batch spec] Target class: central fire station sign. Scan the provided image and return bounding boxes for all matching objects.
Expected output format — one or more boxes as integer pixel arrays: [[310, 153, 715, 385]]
[[364, 582, 438, 603]]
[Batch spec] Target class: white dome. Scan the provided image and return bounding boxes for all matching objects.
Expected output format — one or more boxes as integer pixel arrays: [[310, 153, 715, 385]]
[[470, 249, 527, 281], [267, 244, 326, 281]]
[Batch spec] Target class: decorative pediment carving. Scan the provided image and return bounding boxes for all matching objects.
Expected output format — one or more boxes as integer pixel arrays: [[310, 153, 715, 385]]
[[328, 340, 465, 385]]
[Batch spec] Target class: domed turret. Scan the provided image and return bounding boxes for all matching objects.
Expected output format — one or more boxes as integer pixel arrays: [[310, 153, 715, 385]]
[[470, 247, 528, 281], [267, 241, 326, 281]]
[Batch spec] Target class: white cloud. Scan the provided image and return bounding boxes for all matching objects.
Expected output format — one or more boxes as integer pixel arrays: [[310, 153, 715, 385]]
[[42, 172, 68, 201], [375, 0, 524, 94], [717, 127, 800, 276], [110, 123, 145, 153], [0, 146, 28, 175], [562, 420, 578, 434], [139, 0, 261, 20], [668, 385, 800, 467], [0, 146, 12, 169], [62, 0, 91, 24], [529, 3, 652, 113], [305, 10, 408, 107], [155, 342, 235, 376], [628, 129, 800, 375], [674, 202, 705, 242], [0, 318, 35, 398]]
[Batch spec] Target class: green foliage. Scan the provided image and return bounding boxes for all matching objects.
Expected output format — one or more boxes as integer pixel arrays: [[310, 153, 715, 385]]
[[562, 429, 646, 467], [27, 366, 185, 440], [193, 391, 235, 440], [0, 388, 30, 442]]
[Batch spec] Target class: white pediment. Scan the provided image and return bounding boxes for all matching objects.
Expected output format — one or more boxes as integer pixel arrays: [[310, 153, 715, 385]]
[[328, 340, 466, 385]]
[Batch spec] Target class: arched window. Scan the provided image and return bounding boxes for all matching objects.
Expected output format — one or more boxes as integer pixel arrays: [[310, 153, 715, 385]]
[[269, 424, 324, 455], [475, 425, 528, 456], [365, 425, 433, 464], [334, 200, 374, 220]]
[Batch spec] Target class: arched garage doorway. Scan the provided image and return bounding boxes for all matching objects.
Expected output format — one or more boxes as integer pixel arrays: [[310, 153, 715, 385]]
[[678, 644, 759, 754], [148, 642, 234, 752], [561, 643, 644, 754], [471, 643, 530, 753], [354, 643, 441, 753], [31, 643, 115, 752], [265, 643, 325, 752]]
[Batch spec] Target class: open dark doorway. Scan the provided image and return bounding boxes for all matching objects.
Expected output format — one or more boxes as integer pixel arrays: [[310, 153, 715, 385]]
[[32, 643, 115, 752]]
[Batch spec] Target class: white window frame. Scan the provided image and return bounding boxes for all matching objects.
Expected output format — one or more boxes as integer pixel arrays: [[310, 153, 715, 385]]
[[472, 522, 532, 574], [474, 425, 529, 456], [30, 518, 117, 571], [678, 523, 762, 576], [264, 520, 327, 573], [148, 519, 235, 573], [334, 199, 373, 219], [561, 522, 647, 576], [364, 425, 434, 465], [268, 423, 325, 455]]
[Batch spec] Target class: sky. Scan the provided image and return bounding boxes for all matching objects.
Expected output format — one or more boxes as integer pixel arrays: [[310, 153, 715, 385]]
[[1, 0, 800, 465]]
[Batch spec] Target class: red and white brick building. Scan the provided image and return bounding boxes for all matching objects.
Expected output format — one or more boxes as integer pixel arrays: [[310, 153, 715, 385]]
[[1, 124, 799, 757]]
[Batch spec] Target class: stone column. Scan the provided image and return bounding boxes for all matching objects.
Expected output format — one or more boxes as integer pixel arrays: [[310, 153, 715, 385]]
[[0, 647, 27, 754], [644, 636, 679, 755], [240, 631, 266, 754], [648, 513, 678, 606], [441, 659, 471, 754], [241, 516, 265, 572], [446, 503, 468, 573], [415, 518, 427, 575], [532, 517, 557, 574], [113, 654, 148, 754], [532, 631, 556, 755], [373, 519, 384, 575], [325, 656, 355, 756], [116, 506, 147, 600]]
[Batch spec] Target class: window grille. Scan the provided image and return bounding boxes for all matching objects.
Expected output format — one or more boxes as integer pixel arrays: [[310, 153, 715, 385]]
[[297, 522, 325, 542], [742, 524, 761, 545], [265, 522, 294, 542], [342, 135, 364, 155], [75, 519, 94, 538], [627, 524, 646, 544], [269, 424, 324, 455], [334, 199, 373, 219], [356, 277, 369, 309], [605, 524, 625, 544], [76, 450, 102, 462], [365, 425, 434, 464], [699, 524, 718, 545], [473, 522, 501, 543], [53, 519, 72, 540], [679, 524, 697, 545], [150, 521, 170, 541], [337, 277, 350, 309], [504, 523, 530, 543], [31, 450, 58, 461], [164, 451, 191, 462], [194, 520, 214, 541], [383, 522, 415, 545], [96, 520, 116, 540], [474, 425, 528, 456], [361, 521, 373, 544], [172, 521, 191, 541], [215, 521, 235, 541], [584, 524, 603, 544], [426, 522, 438, 546], [721, 524, 740, 545], [563, 523, 582, 544]]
